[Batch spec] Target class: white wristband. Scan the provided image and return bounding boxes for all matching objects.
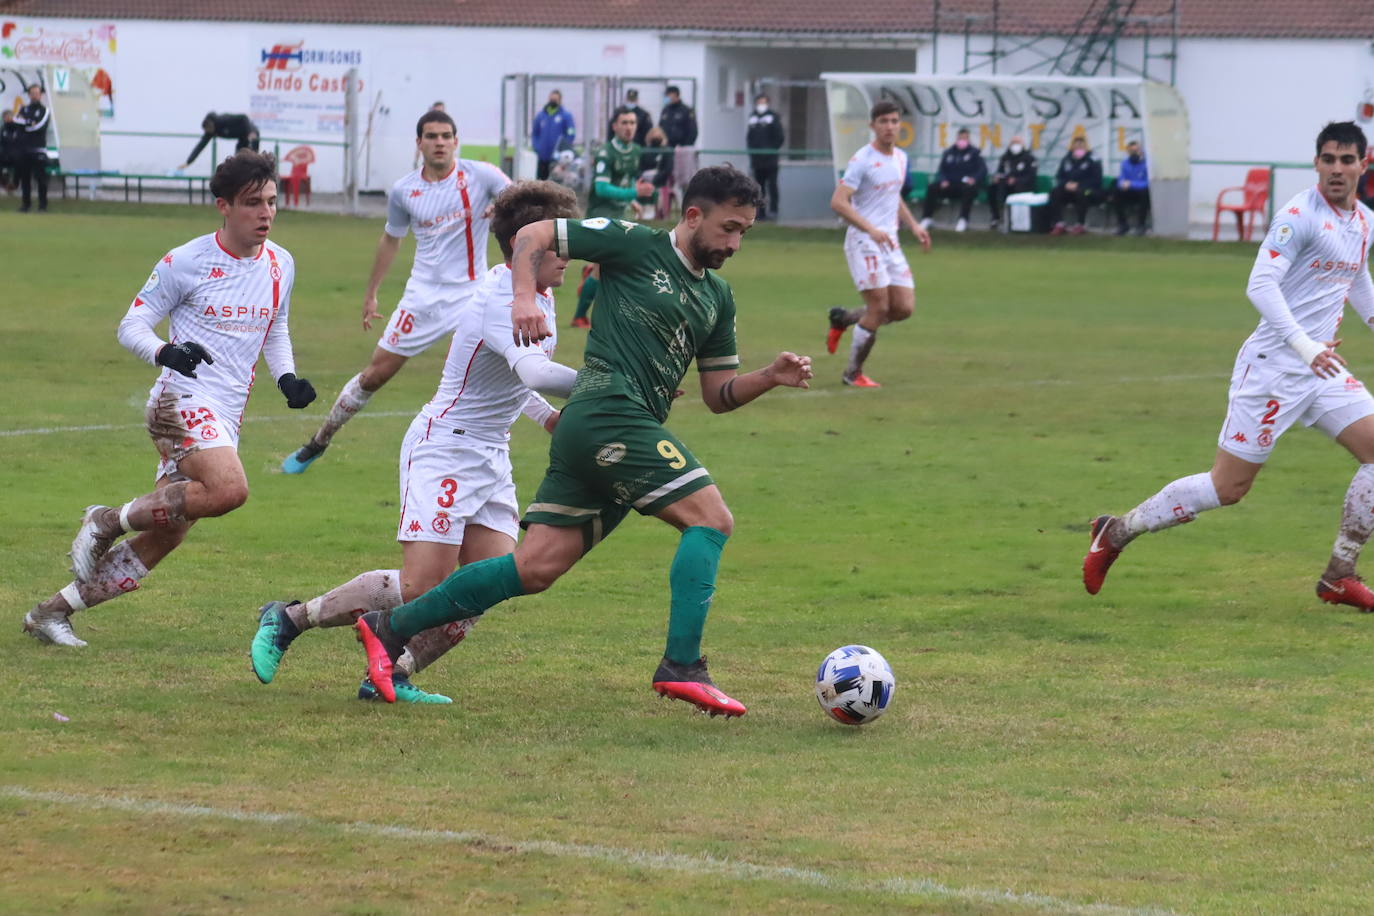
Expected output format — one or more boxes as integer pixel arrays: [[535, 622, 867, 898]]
[[1286, 333, 1326, 366]]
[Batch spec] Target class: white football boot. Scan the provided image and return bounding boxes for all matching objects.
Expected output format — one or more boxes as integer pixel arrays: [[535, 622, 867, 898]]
[[23, 606, 88, 647]]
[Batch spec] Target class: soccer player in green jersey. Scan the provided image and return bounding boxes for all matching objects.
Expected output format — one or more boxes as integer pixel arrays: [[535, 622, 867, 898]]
[[572, 106, 655, 328], [356, 166, 813, 717]]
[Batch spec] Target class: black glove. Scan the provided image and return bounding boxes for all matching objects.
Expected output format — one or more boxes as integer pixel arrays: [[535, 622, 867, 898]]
[[156, 341, 214, 378], [277, 373, 316, 409]]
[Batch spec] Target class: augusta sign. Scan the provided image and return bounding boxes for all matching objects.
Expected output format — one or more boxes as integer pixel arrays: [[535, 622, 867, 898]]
[[823, 74, 1191, 234]]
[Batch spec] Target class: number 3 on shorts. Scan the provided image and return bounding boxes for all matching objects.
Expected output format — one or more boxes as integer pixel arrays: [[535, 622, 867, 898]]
[[657, 439, 687, 469]]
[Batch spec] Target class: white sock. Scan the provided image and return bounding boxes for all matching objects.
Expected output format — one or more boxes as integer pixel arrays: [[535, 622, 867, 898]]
[[1328, 464, 1374, 578], [303, 569, 401, 629], [69, 541, 150, 612], [314, 374, 374, 447], [847, 325, 876, 376], [1121, 472, 1222, 539]]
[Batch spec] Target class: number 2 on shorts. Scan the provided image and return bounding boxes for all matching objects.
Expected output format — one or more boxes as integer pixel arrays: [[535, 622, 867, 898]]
[[657, 439, 687, 470]]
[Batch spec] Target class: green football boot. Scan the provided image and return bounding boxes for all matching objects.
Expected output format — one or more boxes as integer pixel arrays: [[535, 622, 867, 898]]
[[358, 676, 452, 705], [251, 600, 302, 684]]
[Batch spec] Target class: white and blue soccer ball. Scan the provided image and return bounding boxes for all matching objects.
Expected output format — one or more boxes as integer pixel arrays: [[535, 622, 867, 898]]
[[815, 645, 895, 725]]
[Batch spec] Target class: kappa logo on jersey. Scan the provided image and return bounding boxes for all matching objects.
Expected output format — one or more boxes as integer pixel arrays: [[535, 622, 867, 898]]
[[162, 254, 174, 265], [207, 267, 226, 279], [614, 219, 638, 232], [651, 269, 673, 295], [432, 512, 452, 535], [1231, 432, 1248, 443], [1289, 207, 1301, 215], [410, 189, 424, 198], [1324, 222, 1335, 231], [407, 520, 423, 535], [1346, 376, 1364, 391]]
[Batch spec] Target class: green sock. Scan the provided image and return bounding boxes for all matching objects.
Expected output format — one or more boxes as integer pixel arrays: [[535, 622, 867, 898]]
[[665, 526, 729, 665], [390, 554, 525, 643], [574, 275, 598, 319]]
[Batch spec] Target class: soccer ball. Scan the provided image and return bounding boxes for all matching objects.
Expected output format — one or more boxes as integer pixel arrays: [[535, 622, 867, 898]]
[[815, 645, 895, 725]]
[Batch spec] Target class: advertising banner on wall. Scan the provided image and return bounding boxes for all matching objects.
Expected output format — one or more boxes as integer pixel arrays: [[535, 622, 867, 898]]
[[249, 36, 364, 136], [1, 17, 117, 117], [823, 74, 1191, 234]]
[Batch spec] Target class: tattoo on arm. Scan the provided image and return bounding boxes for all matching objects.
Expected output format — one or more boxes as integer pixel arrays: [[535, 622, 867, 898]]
[[718, 378, 740, 411]]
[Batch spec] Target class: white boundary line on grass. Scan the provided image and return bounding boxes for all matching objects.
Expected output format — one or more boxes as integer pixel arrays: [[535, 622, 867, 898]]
[[1, 785, 1181, 916], [0, 374, 1230, 439]]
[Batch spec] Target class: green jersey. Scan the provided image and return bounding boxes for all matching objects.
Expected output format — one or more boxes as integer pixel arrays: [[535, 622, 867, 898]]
[[553, 217, 740, 422], [587, 139, 643, 219]]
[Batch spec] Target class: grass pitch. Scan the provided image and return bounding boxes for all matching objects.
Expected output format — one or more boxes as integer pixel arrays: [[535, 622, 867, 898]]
[[4, 200, 1374, 914]]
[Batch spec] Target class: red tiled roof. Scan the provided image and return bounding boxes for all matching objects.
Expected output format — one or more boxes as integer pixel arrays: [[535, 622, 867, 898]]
[[0, 0, 1365, 39]]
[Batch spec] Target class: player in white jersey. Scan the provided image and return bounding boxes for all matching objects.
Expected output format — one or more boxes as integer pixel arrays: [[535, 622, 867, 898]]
[[282, 108, 511, 474], [250, 181, 581, 702], [1084, 122, 1374, 609], [23, 151, 317, 648], [825, 99, 931, 388]]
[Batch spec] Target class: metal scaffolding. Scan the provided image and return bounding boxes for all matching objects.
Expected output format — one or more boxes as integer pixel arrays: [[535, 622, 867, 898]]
[[931, 0, 1179, 84]]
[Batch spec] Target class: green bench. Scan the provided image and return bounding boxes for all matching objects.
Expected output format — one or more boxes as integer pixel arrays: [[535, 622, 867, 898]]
[[57, 171, 212, 205]]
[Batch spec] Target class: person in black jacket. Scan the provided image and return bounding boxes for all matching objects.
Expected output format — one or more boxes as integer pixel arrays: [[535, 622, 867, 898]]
[[1048, 136, 1103, 235], [658, 86, 698, 148], [607, 88, 652, 147], [746, 93, 785, 220], [181, 112, 260, 168], [919, 128, 986, 231], [0, 110, 22, 191], [987, 135, 1038, 229], [14, 84, 51, 212]]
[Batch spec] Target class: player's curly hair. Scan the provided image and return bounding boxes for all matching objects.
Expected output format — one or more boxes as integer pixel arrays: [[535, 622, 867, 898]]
[[210, 149, 278, 204], [492, 180, 581, 258], [681, 164, 763, 213]]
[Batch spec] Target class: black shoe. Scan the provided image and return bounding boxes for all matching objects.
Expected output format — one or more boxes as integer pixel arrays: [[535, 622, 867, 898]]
[[19, 204, 30, 213]]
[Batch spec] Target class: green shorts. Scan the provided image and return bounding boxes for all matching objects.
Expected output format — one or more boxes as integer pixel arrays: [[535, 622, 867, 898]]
[[523, 395, 714, 543]]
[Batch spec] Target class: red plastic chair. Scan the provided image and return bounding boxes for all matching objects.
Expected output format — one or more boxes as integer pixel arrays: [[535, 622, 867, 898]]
[[279, 146, 315, 207], [1212, 167, 1270, 242]]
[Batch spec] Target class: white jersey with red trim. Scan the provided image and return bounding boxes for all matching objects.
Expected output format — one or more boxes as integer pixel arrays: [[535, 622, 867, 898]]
[[117, 231, 297, 423], [840, 143, 908, 244], [385, 159, 511, 286], [416, 264, 557, 445], [1244, 188, 1373, 374]]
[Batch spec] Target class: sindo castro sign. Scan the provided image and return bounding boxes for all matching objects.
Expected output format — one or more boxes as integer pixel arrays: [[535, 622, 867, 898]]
[[251, 38, 362, 134]]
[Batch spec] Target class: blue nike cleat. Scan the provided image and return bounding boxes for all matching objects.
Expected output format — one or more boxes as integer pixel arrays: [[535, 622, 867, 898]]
[[250, 600, 302, 684], [358, 676, 453, 704], [281, 439, 326, 474]]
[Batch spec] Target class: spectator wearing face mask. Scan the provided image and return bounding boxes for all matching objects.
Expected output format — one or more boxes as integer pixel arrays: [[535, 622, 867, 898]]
[[1048, 136, 1103, 235], [658, 86, 698, 148], [918, 128, 986, 232], [1109, 140, 1150, 235], [987, 135, 1038, 229], [746, 93, 785, 220]]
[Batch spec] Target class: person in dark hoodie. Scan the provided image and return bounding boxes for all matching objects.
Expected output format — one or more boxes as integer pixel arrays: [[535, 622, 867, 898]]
[[1048, 136, 1103, 235], [746, 93, 785, 220], [919, 128, 986, 232], [987, 134, 1038, 229], [1109, 140, 1150, 235], [181, 112, 260, 169]]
